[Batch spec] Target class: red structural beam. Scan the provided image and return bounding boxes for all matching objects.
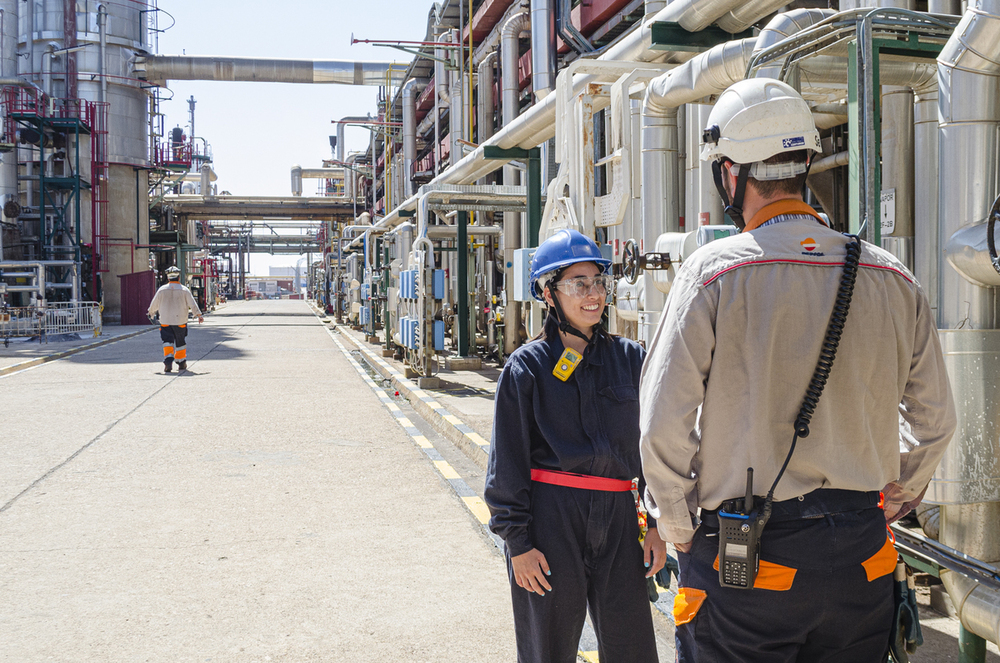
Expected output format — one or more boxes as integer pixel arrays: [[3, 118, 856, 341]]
[[462, 0, 517, 43]]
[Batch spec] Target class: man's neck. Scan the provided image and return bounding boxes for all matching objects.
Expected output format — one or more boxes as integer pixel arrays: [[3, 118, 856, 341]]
[[740, 193, 803, 224]]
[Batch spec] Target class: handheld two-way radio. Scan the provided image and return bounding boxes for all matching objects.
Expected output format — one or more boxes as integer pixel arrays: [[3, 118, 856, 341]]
[[717, 235, 862, 590]]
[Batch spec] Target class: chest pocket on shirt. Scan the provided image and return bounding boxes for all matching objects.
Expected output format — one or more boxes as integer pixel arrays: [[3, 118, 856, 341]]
[[597, 385, 640, 445]]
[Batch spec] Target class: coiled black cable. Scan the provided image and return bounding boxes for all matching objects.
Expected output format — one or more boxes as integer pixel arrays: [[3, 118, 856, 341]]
[[760, 235, 863, 524]]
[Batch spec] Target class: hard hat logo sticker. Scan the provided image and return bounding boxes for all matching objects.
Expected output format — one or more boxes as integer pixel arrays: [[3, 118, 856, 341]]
[[782, 136, 806, 149]]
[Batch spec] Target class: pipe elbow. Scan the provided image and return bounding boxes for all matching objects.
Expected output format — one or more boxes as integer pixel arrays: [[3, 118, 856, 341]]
[[501, 11, 530, 41]]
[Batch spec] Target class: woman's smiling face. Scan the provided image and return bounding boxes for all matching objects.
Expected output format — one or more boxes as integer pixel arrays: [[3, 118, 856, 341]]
[[543, 261, 605, 333]]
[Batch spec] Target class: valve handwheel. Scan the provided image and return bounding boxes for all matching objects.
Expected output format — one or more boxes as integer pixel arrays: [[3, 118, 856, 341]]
[[623, 239, 640, 285]]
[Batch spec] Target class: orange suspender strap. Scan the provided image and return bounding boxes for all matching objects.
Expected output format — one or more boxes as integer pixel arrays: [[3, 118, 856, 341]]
[[530, 468, 634, 492]]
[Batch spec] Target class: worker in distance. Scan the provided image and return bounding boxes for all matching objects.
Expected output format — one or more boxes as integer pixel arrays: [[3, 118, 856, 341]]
[[148, 265, 204, 373], [639, 78, 956, 662], [485, 229, 665, 662]]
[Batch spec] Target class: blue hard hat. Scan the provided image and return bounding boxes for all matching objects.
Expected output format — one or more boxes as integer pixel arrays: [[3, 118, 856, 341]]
[[529, 229, 611, 301]]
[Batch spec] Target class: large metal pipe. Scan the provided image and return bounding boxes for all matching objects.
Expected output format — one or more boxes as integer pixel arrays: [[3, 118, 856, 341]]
[[932, 1, 1000, 646], [531, 0, 556, 98], [0, 0, 17, 251], [754, 9, 838, 79], [639, 38, 756, 340], [450, 63, 464, 166], [97, 3, 107, 105], [402, 78, 419, 198], [427, 0, 774, 190], [501, 11, 530, 356], [477, 51, 497, 145], [290, 166, 346, 197], [134, 56, 406, 86], [336, 115, 373, 163], [914, 81, 939, 312]]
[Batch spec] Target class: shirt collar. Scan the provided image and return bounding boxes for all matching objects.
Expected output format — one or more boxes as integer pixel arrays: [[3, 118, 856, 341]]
[[743, 199, 827, 232]]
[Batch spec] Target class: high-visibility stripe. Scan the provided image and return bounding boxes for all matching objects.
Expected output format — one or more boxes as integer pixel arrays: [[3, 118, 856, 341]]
[[712, 555, 797, 591], [673, 587, 707, 625], [862, 536, 898, 582], [179, 324, 187, 328], [162, 345, 174, 357], [174, 348, 187, 360]]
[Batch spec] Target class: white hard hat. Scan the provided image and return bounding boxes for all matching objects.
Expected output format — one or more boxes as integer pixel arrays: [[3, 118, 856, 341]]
[[165, 266, 181, 279], [700, 78, 821, 168]]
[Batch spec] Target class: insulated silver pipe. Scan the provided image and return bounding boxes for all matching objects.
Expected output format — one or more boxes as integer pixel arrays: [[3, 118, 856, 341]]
[[913, 82, 939, 311], [450, 64, 464, 166], [929, 0, 962, 13], [754, 9, 837, 80], [936, 3, 1000, 330], [336, 115, 372, 163], [715, 0, 800, 34], [402, 79, 419, 198], [530, 0, 556, 99], [290, 166, 345, 197], [134, 56, 407, 86], [0, 0, 17, 243], [477, 51, 497, 144], [640, 38, 756, 334], [935, 1, 1000, 647], [97, 3, 107, 105], [428, 0, 776, 190], [502, 11, 530, 356]]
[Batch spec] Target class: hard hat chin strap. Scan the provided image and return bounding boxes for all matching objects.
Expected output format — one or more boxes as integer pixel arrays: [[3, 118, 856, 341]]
[[712, 159, 751, 232], [546, 282, 594, 345]]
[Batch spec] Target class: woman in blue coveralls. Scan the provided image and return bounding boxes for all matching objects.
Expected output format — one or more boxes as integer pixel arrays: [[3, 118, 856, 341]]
[[484, 229, 666, 662]]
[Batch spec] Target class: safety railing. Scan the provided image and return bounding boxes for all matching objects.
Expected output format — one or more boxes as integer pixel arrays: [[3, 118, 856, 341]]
[[0, 301, 103, 343]]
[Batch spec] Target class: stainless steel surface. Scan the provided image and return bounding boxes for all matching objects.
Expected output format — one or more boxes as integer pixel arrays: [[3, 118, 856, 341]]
[[501, 11, 529, 356], [940, 500, 1000, 644], [135, 56, 407, 86], [914, 81, 939, 312], [336, 116, 372, 163], [929, 0, 962, 13], [671, 0, 754, 33], [402, 78, 419, 198], [880, 236, 913, 269], [927, 330, 1000, 505], [477, 51, 497, 146], [944, 221, 1000, 287], [450, 61, 464, 166], [0, 0, 17, 223], [530, 0, 556, 98], [880, 85, 914, 256], [810, 151, 849, 173], [937, 2, 1000, 328], [753, 8, 837, 80], [716, 0, 800, 34]]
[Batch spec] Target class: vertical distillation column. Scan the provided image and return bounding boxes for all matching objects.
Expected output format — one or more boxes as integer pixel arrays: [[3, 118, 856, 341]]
[[0, 0, 18, 259], [74, 0, 149, 318]]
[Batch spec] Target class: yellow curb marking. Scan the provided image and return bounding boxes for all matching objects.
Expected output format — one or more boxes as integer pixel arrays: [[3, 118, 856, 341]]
[[461, 496, 491, 525], [433, 460, 460, 480]]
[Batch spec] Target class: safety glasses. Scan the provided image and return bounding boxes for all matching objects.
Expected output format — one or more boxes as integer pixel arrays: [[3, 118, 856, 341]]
[[551, 274, 613, 299]]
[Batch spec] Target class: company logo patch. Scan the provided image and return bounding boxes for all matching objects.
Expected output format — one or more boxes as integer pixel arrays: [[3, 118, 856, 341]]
[[782, 136, 806, 149], [800, 237, 818, 252]]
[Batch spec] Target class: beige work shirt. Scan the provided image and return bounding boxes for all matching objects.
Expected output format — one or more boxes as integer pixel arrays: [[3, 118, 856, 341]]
[[148, 282, 202, 326], [639, 205, 956, 545]]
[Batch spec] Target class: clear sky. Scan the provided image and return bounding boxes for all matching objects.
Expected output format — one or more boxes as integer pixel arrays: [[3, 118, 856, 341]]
[[155, 0, 431, 273]]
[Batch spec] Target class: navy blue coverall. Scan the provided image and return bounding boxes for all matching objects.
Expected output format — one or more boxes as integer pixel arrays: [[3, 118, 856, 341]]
[[484, 320, 658, 663]]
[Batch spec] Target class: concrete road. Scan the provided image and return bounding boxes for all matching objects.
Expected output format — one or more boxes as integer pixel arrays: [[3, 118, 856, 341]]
[[0, 300, 516, 662]]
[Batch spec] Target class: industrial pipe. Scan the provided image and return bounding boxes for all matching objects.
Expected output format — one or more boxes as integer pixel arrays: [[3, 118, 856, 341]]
[[531, 0, 557, 97], [934, 1, 1000, 647], [477, 51, 497, 145], [97, 3, 107, 105], [402, 78, 420, 197], [640, 38, 756, 339], [753, 9, 838, 79], [502, 11, 530, 355], [134, 56, 407, 86], [336, 115, 373, 162]]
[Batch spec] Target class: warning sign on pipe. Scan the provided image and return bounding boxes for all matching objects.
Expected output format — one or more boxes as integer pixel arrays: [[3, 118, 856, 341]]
[[880, 189, 896, 235]]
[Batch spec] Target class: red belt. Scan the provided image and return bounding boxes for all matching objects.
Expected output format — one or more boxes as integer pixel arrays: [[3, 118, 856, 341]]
[[531, 468, 634, 492]]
